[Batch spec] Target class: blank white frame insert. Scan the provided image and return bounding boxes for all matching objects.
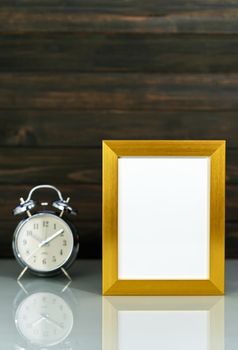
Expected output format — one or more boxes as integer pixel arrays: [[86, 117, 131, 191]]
[[118, 157, 210, 280]]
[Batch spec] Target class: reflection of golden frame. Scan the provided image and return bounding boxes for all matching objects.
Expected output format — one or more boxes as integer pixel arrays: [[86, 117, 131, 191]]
[[103, 296, 224, 350], [102, 140, 225, 295]]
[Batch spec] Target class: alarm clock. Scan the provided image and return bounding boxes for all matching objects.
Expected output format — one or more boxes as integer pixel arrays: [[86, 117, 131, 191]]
[[12, 185, 79, 280]]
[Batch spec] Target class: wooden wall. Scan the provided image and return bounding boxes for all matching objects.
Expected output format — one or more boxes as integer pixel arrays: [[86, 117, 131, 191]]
[[0, 1, 238, 258]]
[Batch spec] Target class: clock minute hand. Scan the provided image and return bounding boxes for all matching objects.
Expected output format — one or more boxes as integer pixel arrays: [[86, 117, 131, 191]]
[[40, 313, 64, 329], [39, 229, 64, 247], [26, 229, 64, 262]]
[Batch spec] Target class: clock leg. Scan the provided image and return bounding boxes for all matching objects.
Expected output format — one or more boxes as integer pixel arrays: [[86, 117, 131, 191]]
[[61, 267, 72, 281], [17, 266, 28, 281], [61, 280, 72, 292]]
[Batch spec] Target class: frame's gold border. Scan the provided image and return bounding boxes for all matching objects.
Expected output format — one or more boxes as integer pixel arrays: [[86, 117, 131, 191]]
[[102, 140, 226, 295]]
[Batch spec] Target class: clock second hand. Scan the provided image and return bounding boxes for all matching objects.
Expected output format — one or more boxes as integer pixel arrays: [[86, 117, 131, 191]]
[[26, 229, 64, 262]]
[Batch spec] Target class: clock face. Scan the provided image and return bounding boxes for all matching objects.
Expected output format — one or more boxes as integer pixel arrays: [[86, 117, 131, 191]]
[[15, 292, 73, 346], [14, 213, 74, 272]]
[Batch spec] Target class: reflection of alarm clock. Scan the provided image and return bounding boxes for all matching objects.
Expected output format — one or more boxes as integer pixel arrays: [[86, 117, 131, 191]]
[[13, 280, 79, 350], [12, 185, 79, 279], [15, 292, 73, 346]]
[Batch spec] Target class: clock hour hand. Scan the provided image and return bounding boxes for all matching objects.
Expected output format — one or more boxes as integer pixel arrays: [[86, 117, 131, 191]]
[[31, 233, 41, 243], [40, 229, 64, 247]]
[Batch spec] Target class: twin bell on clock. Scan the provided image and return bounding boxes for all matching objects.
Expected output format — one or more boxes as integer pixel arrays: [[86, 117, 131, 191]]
[[12, 185, 79, 281]]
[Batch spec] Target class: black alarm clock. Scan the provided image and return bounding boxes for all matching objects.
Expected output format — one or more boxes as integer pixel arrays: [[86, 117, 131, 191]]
[[12, 185, 79, 280]]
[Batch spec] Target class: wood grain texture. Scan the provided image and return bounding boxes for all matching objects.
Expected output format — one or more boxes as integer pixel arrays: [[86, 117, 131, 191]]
[[0, 110, 237, 147], [0, 0, 238, 258], [0, 148, 101, 184], [1, 73, 238, 110], [1, 34, 238, 73], [0, 185, 101, 222], [1, 3, 238, 33], [2, 183, 238, 224], [226, 223, 238, 259], [1, 148, 238, 185]]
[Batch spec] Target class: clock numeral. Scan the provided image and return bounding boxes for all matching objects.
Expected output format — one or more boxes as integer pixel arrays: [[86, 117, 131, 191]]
[[52, 256, 56, 262], [60, 232, 64, 237], [26, 230, 32, 236], [33, 223, 38, 230], [23, 239, 27, 245], [26, 250, 30, 255], [33, 255, 36, 263], [43, 221, 49, 228], [60, 249, 63, 255], [62, 240, 67, 246], [54, 223, 57, 230], [42, 258, 47, 265]]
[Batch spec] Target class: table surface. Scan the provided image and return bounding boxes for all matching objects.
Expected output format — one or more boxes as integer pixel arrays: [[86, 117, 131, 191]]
[[0, 259, 237, 350]]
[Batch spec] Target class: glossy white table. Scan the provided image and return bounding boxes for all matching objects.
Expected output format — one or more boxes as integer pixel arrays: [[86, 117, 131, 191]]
[[0, 259, 237, 349]]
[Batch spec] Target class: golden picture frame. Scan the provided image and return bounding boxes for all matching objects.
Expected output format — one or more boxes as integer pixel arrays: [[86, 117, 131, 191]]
[[102, 140, 225, 295]]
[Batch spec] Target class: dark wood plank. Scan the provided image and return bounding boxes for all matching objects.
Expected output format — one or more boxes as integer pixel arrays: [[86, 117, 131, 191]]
[[0, 220, 101, 259], [1, 34, 238, 73], [1, 0, 238, 11], [0, 148, 238, 185], [226, 223, 238, 259], [0, 184, 236, 222], [0, 185, 101, 222], [0, 148, 101, 184], [1, 218, 238, 259], [227, 150, 238, 185], [226, 186, 238, 222], [0, 220, 238, 259], [1, 220, 237, 259], [2, 219, 238, 259], [1, 73, 238, 110], [1, 2, 238, 33], [1, 12, 238, 34], [0, 110, 237, 147], [0, 219, 237, 259]]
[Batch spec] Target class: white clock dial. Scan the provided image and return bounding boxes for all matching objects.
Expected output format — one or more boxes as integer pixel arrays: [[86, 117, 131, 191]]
[[15, 292, 73, 346], [15, 213, 74, 272]]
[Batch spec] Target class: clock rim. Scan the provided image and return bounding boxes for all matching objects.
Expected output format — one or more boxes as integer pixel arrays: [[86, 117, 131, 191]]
[[12, 211, 79, 276]]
